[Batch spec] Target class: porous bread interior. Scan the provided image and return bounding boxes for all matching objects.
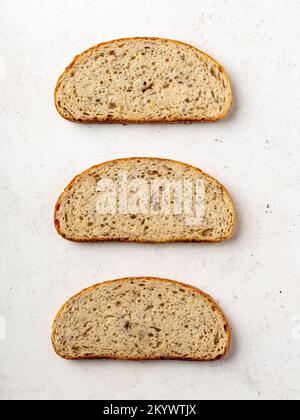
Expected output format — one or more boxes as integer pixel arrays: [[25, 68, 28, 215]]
[[52, 278, 229, 360], [55, 158, 235, 242], [56, 38, 232, 122]]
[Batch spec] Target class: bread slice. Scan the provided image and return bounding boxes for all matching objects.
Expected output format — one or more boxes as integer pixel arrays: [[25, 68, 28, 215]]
[[52, 277, 230, 361], [54, 158, 235, 243], [55, 37, 232, 123]]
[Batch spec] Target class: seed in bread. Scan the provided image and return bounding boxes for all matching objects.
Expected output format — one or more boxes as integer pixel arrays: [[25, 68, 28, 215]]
[[52, 277, 231, 361], [55, 37, 232, 123]]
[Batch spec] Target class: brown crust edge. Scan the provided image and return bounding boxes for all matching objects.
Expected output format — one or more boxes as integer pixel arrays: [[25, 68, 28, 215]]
[[54, 37, 232, 124], [51, 277, 231, 362], [54, 157, 236, 243]]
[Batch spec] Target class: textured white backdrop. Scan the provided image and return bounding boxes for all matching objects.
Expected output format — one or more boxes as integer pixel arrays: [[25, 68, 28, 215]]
[[1, 0, 300, 400]]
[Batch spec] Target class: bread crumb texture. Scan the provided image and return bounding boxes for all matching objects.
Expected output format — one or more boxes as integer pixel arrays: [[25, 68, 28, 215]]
[[55, 158, 235, 243], [52, 278, 230, 361], [55, 38, 232, 123]]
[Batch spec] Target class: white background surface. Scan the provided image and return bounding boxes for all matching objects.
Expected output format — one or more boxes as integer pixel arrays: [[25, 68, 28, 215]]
[[1, 0, 300, 401]]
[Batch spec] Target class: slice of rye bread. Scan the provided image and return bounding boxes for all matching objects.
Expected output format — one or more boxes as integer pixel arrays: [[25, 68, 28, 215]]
[[54, 158, 235, 243], [52, 277, 231, 361], [55, 37, 232, 123]]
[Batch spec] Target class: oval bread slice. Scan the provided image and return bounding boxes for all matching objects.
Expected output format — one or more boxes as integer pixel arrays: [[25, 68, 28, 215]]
[[52, 277, 230, 361], [55, 37, 232, 123], [54, 158, 235, 243]]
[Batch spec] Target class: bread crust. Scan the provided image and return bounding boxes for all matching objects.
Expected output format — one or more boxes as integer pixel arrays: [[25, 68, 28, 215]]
[[54, 157, 236, 243], [54, 37, 232, 124], [51, 277, 231, 362]]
